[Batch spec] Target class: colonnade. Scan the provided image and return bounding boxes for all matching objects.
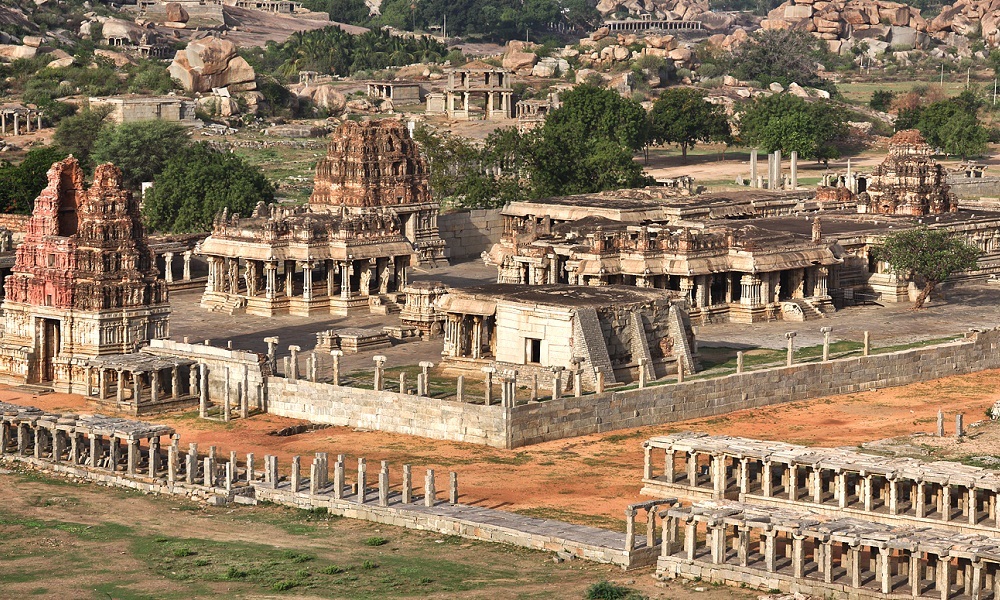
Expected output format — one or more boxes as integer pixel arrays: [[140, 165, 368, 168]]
[[643, 434, 1000, 534], [83, 359, 199, 407], [160, 250, 194, 284], [1, 108, 42, 136], [660, 501, 1000, 599]]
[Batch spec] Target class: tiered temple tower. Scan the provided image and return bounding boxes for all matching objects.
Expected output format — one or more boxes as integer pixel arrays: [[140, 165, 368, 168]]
[[861, 129, 958, 216], [0, 157, 169, 389]]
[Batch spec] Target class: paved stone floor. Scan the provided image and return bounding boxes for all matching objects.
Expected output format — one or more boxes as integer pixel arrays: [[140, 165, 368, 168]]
[[168, 259, 1000, 367]]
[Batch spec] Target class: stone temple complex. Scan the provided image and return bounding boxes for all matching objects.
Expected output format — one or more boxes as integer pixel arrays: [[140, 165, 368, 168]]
[[859, 129, 958, 216], [197, 119, 447, 316], [0, 157, 170, 391]]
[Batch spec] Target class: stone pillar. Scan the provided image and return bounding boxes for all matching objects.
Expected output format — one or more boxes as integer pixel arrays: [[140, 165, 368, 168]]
[[750, 148, 758, 188], [402, 464, 412, 504], [550, 366, 564, 398], [379, 461, 389, 507], [164, 252, 174, 284], [357, 458, 367, 504], [246, 453, 255, 483], [456, 375, 464, 402], [302, 262, 313, 301], [821, 326, 832, 362], [264, 337, 279, 373], [116, 369, 125, 404], [264, 262, 277, 299], [957, 414, 964, 438], [418, 361, 434, 396], [330, 350, 343, 386], [938, 410, 945, 437], [595, 370, 605, 394], [334, 455, 345, 500], [790, 150, 798, 189], [133, 371, 143, 405], [223, 369, 231, 422], [198, 363, 208, 418], [290, 455, 301, 492], [399, 372, 407, 394], [204, 456, 214, 488], [916, 480, 926, 518], [864, 331, 871, 356], [449, 472, 458, 504], [792, 534, 805, 579], [167, 442, 178, 482], [372, 355, 386, 391], [763, 461, 773, 497], [482, 366, 495, 405], [863, 475, 873, 512], [424, 469, 436, 507], [288, 345, 300, 381], [571, 359, 583, 397], [182, 250, 192, 281], [340, 262, 351, 299], [149, 436, 160, 478], [785, 332, 797, 366]]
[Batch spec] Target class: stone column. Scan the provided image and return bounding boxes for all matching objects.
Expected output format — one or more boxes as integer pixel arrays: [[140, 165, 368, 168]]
[[334, 455, 345, 500], [570, 358, 583, 397], [340, 262, 351, 299], [330, 349, 343, 386], [372, 355, 386, 391], [171, 365, 181, 400], [379, 461, 389, 506], [736, 351, 744, 374], [916, 480, 926, 518], [790, 150, 798, 189], [290, 456, 301, 492], [288, 345, 300, 381], [198, 363, 208, 418], [264, 336, 279, 373], [357, 458, 367, 504], [792, 534, 805, 579], [456, 375, 464, 402], [424, 469, 436, 507], [133, 371, 143, 405], [182, 251, 192, 281], [550, 366, 564, 399], [164, 252, 174, 284], [943, 485, 952, 521], [864, 331, 871, 356], [285, 261, 295, 297], [116, 369, 125, 404], [785, 332, 797, 366], [821, 326, 833, 362], [482, 366, 495, 405], [203, 456, 214, 488], [750, 148, 758, 188], [763, 460, 773, 497], [402, 464, 412, 504]]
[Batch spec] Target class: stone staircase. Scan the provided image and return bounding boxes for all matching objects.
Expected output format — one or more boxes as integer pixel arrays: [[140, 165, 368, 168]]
[[782, 298, 826, 321], [573, 307, 616, 385], [629, 311, 655, 381], [667, 306, 696, 375], [369, 294, 401, 315], [211, 296, 247, 316]]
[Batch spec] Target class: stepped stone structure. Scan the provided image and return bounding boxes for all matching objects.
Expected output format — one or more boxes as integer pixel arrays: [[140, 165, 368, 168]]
[[197, 119, 447, 317], [859, 129, 958, 216], [437, 284, 696, 385], [426, 61, 513, 120], [0, 157, 170, 391]]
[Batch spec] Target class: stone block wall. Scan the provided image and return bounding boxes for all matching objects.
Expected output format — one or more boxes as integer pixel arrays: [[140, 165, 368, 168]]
[[146, 339, 267, 404], [507, 330, 1000, 447], [947, 176, 1000, 199], [266, 377, 508, 447], [437, 209, 504, 261]]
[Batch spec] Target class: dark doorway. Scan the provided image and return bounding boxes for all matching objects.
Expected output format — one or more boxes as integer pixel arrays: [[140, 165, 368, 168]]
[[526, 338, 541, 364], [41, 319, 60, 382]]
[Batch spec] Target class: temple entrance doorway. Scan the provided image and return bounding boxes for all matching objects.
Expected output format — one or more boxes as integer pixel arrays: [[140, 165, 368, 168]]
[[41, 319, 60, 382]]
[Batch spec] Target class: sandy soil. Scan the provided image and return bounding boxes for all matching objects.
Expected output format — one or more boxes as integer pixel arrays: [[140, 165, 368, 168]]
[[6, 367, 999, 527]]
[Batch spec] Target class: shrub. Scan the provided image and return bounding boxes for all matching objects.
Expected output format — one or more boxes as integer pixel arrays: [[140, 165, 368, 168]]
[[361, 560, 379, 570], [272, 580, 298, 591], [225, 566, 248, 579], [364, 536, 388, 546], [584, 581, 647, 600], [172, 547, 194, 557], [321, 565, 344, 574]]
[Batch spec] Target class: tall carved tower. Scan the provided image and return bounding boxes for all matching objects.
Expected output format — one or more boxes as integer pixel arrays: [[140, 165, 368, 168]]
[[861, 130, 957, 216], [0, 157, 169, 389], [308, 119, 447, 265]]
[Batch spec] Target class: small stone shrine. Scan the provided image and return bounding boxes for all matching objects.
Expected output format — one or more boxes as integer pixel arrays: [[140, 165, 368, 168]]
[[859, 129, 958, 216]]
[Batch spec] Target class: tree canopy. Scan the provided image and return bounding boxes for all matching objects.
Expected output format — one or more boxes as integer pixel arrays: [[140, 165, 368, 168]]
[[91, 120, 191, 191], [0, 146, 66, 214], [874, 227, 981, 309], [909, 92, 988, 159], [527, 85, 651, 197], [143, 143, 275, 233], [52, 106, 111, 170], [242, 28, 448, 80], [737, 94, 847, 164], [648, 87, 731, 157], [728, 29, 835, 93]]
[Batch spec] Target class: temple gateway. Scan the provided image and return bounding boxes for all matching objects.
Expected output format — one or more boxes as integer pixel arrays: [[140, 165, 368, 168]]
[[197, 118, 448, 316]]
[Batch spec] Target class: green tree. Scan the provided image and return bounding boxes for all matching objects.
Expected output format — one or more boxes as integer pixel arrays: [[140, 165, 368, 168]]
[[143, 143, 275, 233], [0, 145, 66, 214], [874, 227, 981, 309], [942, 111, 988, 159], [648, 87, 732, 158], [545, 84, 649, 152], [915, 92, 988, 156], [52, 106, 111, 170], [728, 29, 834, 93], [869, 90, 895, 112], [737, 94, 847, 164], [91, 120, 191, 191]]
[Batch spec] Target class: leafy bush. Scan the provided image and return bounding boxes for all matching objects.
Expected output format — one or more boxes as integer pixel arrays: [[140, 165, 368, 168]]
[[584, 580, 647, 600], [172, 547, 194, 557], [364, 536, 388, 546]]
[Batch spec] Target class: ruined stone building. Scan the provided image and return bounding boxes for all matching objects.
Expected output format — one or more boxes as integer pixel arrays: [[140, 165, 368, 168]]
[[197, 119, 447, 316], [488, 137, 1000, 319], [426, 61, 513, 120], [859, 129, 958, 216], [0, 157, 170, 392], [438, 284, 696, 384]]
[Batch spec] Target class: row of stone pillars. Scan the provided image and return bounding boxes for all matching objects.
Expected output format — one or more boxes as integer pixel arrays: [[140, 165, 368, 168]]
[[161, 250, 194, 284], [773, 328, 873, 371], [86, 362, 199, 406], [1, 110, 42, 136], [748, 148, 798, 190]]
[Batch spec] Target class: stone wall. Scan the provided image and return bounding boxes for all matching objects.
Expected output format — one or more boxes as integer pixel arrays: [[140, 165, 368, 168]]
[[266, 377, 508, 447], [947, 175, 1000, 199], [146, 339, 267, 404], [437, 209, 504, 261], [507, 330, 1000, 447], [0, 214, 29, 233]]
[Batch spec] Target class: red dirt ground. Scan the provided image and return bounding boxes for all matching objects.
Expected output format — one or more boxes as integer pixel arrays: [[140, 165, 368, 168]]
[[5, 368, 999, 525]]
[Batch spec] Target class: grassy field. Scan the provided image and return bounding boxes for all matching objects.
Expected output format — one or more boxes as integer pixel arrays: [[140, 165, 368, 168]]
[[2, 468, 735, 600]]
